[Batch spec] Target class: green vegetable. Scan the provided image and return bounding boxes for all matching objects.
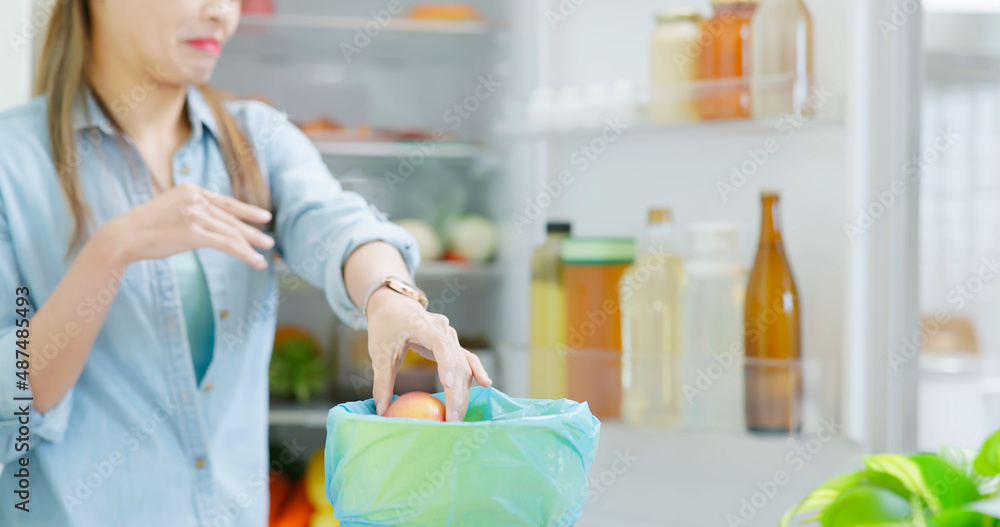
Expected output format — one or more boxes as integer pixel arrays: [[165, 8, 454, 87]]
[[782, 428, 1000, 527], [820, 485, 913, 526], [975, 430, 1000, 478], [269, 337, 325, 404]]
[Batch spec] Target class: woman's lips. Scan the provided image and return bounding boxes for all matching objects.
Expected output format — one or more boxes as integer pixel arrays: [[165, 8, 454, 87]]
[[187, 38, 221, 55]]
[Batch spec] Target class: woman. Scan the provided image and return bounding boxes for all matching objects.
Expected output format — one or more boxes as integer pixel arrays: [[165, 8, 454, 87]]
[[0, 0, 491, 524]]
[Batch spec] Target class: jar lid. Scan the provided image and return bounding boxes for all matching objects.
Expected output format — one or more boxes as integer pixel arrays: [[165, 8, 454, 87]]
[[655, 8, 703, 23], [547, 221, 572, 234], [686, 223, 748, 257], [648, 208, 672, 225], [711, 0, 758, 6], [561, 238, 635, 264]]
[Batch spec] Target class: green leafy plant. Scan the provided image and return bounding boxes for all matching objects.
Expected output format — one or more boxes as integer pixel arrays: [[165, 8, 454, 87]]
[[269, 327, 326, 404], [781, 429, 1000, 527]]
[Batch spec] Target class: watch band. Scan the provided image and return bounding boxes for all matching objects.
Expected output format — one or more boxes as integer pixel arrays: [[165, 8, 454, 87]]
[[361, 276, 429, 317]]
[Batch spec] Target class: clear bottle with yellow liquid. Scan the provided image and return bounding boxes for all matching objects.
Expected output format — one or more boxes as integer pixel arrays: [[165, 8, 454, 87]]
[[530, 222, 571, 400], [620, 208, 687, 426]]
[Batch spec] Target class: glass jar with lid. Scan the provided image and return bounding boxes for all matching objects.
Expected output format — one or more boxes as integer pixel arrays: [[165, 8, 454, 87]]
[[696, 0, 759, 120], [561, 238, 634, 419], [649, 9, 703, 124], [682, 223, 749, 432]]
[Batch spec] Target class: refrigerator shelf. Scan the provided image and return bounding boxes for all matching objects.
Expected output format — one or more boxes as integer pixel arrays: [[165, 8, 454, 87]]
[[275, 258, 499, 285], [268, 403, 334, 428], [499, 114, 844, 141], [312, 139, 484, 160], [499, 75, 843, 139], [414, 261, 500, 280], [239, 13, 488, 36], [920, 353, 1000, 376]]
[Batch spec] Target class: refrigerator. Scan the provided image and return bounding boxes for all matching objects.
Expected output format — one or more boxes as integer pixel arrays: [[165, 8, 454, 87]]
[[207, 0, 925, 524], [203, 0, 906, 441], [4, 0, 998, 525], [207, 1, 923, 524]]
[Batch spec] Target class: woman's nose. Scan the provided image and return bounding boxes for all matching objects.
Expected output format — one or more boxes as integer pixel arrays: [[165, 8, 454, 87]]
[[203, 0, 237, 24]]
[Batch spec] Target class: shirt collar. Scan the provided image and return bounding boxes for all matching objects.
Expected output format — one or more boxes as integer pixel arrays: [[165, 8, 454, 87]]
[[70, 89, 116, 134], [70, 85, 220, 140], [184, 85, 220, 142]]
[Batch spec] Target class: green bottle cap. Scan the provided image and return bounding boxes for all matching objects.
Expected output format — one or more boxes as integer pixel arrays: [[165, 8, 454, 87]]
[[560, 238, 635, 264]]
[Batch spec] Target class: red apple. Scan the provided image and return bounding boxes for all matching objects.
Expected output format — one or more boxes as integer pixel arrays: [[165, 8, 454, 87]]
[[384, 392, 445, 421]]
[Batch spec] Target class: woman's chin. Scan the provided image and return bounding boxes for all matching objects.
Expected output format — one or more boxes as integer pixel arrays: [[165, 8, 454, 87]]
[[175, 61, 218, 87]]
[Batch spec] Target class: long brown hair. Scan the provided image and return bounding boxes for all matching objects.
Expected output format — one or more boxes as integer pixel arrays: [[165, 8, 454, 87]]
[[35, 0, 270, 256]]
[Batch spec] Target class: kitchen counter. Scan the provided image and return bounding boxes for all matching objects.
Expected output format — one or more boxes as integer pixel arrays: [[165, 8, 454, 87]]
[[575, 422, 865, 527]]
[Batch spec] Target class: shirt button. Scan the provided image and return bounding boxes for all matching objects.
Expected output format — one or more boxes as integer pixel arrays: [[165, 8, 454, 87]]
[[219, 310, 229, 321], [195, 458, 206, 469], [204, 384, 213, 392], [180, 164, 191, 175]]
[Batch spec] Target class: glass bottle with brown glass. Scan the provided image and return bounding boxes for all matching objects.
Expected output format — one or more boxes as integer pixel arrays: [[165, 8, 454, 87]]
[[744, 192, 801, 433]]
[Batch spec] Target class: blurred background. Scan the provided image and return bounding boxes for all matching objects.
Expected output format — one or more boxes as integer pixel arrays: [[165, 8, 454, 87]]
[[3, 0, 1000, 525]]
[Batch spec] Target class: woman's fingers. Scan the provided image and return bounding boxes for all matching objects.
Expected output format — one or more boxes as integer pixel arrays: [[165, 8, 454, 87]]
[[417, 323, 472, 422], [410, 341, 488, 420], [406, 313, 492, 422], [438, 342, 473, 423], [203, 188, 272, 224], [371, 341, 400, 416], [466, 350, 492, 387], [366, 308, 494, 422], [187, 208, 267, 270], [206, 203, 275, 250]]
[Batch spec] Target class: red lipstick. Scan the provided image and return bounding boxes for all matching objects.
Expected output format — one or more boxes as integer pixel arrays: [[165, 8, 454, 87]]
[[187, 38, 221, 55]]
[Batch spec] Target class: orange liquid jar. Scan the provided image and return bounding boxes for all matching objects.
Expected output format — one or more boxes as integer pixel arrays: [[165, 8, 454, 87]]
[[696, 0, 757, 120], [561, 239, 634, 419]]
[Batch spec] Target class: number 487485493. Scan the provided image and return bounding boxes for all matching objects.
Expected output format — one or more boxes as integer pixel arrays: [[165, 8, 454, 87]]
[[14, 286, 30, 378]]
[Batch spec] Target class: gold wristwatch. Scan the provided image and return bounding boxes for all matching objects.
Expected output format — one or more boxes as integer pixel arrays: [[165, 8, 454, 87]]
[[361, 276, 429, 317]]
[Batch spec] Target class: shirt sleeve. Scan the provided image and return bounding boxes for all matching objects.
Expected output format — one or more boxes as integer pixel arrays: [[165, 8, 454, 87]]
[[255, 104, 421, 330], [0, 195, 74, 465]]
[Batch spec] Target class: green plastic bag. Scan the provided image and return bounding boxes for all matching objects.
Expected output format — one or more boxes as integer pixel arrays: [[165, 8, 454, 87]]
[[324, 387, 601, 526]]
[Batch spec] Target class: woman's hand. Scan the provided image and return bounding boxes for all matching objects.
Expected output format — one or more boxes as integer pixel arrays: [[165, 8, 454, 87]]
[[365, 287, 492, 422], [100, 182, 275, 269]]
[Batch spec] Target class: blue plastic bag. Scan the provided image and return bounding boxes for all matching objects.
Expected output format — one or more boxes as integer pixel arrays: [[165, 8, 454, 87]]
[[325, 387, 601, 526]]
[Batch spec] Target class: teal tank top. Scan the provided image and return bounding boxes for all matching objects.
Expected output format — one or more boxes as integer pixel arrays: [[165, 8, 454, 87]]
[[167, 251, 215, 384]]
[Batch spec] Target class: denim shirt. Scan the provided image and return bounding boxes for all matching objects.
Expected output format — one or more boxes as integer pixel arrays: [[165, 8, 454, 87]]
[[0, 87, 419, 526]]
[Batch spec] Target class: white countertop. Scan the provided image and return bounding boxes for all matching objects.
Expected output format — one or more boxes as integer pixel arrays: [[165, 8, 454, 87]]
[[574, 422, 865, 527]]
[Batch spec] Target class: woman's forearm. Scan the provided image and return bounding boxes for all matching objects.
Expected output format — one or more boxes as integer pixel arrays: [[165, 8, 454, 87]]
[[28, 224, 130, 413], [343, 241, 415, 313]]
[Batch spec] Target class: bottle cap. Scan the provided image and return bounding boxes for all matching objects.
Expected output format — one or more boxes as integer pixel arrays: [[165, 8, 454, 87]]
[[656, 8, 703, 23], [546, 222, 572, 235], [648, 208, 672, 225], [686, 223, 748, 257], [561, 238, 635, 265]]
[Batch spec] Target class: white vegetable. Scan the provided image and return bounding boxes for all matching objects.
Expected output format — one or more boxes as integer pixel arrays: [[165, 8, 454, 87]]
[[395, 219, 443, 261], [447, 215, 497, 263]]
